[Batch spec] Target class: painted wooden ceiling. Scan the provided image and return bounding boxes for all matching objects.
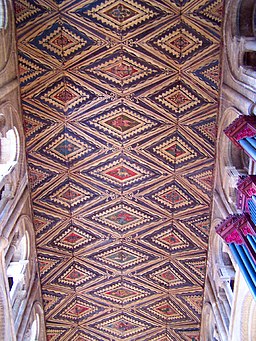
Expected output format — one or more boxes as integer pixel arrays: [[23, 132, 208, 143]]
[[15, 0, 222, 340]]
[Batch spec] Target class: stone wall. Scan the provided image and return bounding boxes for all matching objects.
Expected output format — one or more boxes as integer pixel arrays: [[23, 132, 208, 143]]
[[201, 0, 256, 340], [0, 1, 46, 340]]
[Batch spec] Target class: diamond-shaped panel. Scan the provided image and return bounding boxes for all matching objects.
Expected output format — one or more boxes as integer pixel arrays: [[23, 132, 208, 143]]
[[90, 278, 156, 305], [80, 49, 162, 90], [145, 180, 199, 213], [142, 261, 194, 289], [15, 0, 48, 28], [35, 127, 98, 167], [148, 80, 209, 118], [147, 21, 212, 63], [51, 261, 101, 288], [88, 244, 157, 271], [28, 21, 95, 61], [37, 177, 100, 213], [143, 224, 199, 254], [91, 312, 155, 338], [46, 222, 100, 253], [75, 0, 165, 35], [190, 117, 216, 146], [146, 132, 206, 169], [52, 296, 104, 323], [82, 103, 162, 143], [84, 154, 161, 190], [18, 52, 52, 89], [141, 297, 194, 324], [32, 76, 98, 115], [87, 202, 160, 234], [193, 59, 220, 90]]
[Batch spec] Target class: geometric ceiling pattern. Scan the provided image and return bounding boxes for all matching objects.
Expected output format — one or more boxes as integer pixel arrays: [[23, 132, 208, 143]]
[[15, 0, 223, 339]]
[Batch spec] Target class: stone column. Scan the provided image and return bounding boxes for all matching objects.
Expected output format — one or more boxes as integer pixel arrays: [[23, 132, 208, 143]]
[[0, 236, 16, 341]]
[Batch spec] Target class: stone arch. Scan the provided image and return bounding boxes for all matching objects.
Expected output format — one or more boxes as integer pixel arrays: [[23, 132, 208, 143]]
[[24, 302, 45, 341], [6, 215, 36, 328], [201, 302, 219, 341], [209, 220, 236, 284], [0, 106, 20, 179], [0, 0, 7, 29], [0, 0, 12, 72], [224, 0, 256, 86], [0, 102, 24, 212], [0, 236, 14, 340], [240, 292, 256, 340], [217, 107, 248, 209], [237, 0, 256, 37]]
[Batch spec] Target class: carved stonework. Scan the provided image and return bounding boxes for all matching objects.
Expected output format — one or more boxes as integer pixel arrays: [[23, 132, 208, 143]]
[[237, 175, 256, 211], [224, 115, 256, 148], [216, 213, 256, 245]]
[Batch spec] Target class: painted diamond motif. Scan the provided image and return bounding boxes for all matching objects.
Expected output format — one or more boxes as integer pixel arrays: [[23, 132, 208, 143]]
[[92, 313, 154, 338], [147, 133, 202, 169], [81, 50, 161, 90], [195, 0, 223, 27], [89, 155, 160, 190], [106, 210, 138, 226], [180, 214, 210, 244], [53, 262, 100, 288], [193, 60, 219, 90], [53, 88, 78, 104], [175, 254, 207, 284], [176, 291, 203, 316], [47, 223, 99, 252], [76, 0, 164, 34], [104, 60, 139, 79], [105, 4, 137, 23], [186, 166, 213, 195], [34, 210, 62, 239], [144, 262, 193, 289], [37, 253, 63, 280], [85, 154, 160, 190], [15, 0, 47, 28], [106, 165, 137, 180], [23, 110, 55, 144], [149, 80, 208, 117], [42, 290, 66, 315], [33, 77, 97, 115], [39, 178, 99, 213], [146, 180, 198, 212], [89, 244, 156, 270], [82, 103, 161, 142], [144, 225, 198, 254], [148, 22, 211, 63], [54, 139, 79, 156], [18, 52, 52, 88], [88, 202, 159, 233], [28, 163, 57, 192], [143, 298, 191, 324], [53, 297, 103, 322], [39, 128, 98, 166], [92, 279, 155, 304], [29, 22, 95, 61], [105, 114, 140, 132], [191, 118, 216, 146]]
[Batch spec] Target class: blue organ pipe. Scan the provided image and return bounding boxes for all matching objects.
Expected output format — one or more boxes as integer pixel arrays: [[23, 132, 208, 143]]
[[239, 139, 256, 160], [235, 244, 256, 286], [246, 137, 256, 149], [229, 243, 256, 300], [241, 244, 256, 272]]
